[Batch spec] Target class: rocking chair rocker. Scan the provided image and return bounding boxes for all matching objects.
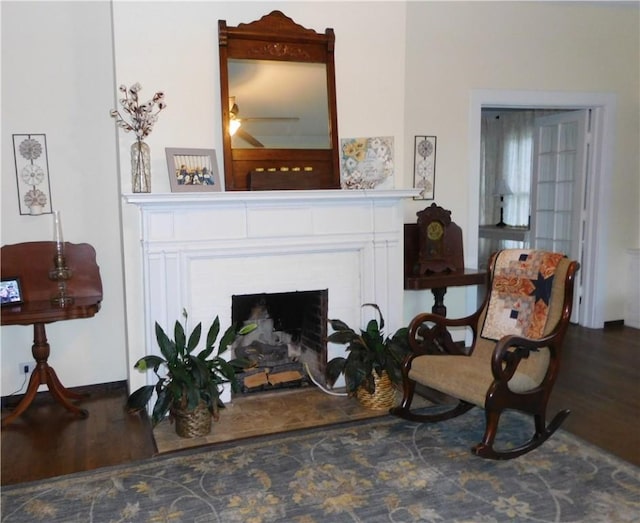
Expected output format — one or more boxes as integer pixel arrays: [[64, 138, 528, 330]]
[[391, 249, 579, 459]]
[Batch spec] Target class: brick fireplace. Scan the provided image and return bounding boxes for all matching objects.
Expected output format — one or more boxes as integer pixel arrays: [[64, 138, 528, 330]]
[[125, 189, 416, 400]]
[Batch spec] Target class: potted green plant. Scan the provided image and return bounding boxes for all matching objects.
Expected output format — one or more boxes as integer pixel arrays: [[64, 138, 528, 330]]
[[126, 309, 255, 437], [325, 303, 409, 410]]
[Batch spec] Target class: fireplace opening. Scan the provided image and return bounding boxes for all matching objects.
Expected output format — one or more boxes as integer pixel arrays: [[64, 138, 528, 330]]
[[231, 290, 328, 394]]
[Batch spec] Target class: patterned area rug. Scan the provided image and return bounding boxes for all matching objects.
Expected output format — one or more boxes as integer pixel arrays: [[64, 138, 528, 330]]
[[2, 408, 638, 522]]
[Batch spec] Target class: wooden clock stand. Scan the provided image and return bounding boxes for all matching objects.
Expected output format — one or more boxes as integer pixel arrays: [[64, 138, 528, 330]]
[[405, 204, 486, 316]]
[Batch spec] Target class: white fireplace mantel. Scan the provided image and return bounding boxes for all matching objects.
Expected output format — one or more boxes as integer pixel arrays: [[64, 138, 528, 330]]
[[124, 188, 418, 398], [124, 189, 419, 206]]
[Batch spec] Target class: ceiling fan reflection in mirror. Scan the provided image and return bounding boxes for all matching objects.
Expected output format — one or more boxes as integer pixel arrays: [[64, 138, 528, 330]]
[[228, 97, 299, 148]]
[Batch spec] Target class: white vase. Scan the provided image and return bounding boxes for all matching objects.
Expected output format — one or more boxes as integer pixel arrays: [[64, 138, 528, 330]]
[[131, 140, 151, 193]]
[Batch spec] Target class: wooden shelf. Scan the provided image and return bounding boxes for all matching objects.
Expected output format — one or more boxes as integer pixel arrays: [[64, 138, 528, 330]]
[[404, 268, 487, 291]]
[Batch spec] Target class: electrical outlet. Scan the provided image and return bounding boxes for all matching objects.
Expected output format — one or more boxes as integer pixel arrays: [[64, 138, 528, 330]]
[[18, 362, 34, 375]]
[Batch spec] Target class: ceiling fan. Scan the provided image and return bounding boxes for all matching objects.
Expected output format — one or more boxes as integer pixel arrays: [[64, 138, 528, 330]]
[[229, 97, 299, 148]]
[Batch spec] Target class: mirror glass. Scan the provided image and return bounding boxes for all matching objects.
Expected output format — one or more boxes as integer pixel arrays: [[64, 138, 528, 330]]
[[229, 59, 330, 149]]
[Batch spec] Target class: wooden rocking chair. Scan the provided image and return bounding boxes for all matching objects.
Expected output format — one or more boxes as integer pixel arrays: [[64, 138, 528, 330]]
[[391, 249, 579, 459]]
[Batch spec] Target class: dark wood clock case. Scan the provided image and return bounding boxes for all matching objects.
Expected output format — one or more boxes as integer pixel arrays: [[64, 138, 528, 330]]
[[408, 203, 464, 275]]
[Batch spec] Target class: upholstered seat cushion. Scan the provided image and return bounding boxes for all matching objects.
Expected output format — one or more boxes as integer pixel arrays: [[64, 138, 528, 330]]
[[408, 355, 492, 406], [408, 353, 545, 408]]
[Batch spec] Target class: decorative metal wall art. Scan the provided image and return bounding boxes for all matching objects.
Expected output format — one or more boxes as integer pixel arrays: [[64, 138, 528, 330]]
[[13, 134, 53, 215], [413, 135, 436, 200]]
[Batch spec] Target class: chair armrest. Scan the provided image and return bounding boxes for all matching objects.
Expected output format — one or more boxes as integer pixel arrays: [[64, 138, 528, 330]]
[[408, 310, 480, 355], [490, 332, 559, 382]]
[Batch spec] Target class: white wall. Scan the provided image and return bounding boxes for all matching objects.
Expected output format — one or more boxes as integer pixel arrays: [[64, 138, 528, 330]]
[[402, 1, 640, 322], [1, 1, 127, 395], [2, 1, 638, 396], [111, 1, 408, 192]]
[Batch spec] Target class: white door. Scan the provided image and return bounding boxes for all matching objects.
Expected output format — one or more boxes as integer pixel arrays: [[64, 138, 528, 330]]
[[530, 110, 589, 323]]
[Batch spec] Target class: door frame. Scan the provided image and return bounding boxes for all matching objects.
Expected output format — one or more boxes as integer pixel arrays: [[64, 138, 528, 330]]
[[467, 89, 616, 329]]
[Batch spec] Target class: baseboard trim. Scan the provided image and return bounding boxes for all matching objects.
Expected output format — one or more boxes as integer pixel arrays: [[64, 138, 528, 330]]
[[1, 380, 127, 409], [603, 319, 624, 328]]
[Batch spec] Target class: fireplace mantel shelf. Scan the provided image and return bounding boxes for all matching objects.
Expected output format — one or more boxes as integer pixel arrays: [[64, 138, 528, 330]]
[[124, 189, 420, 207]]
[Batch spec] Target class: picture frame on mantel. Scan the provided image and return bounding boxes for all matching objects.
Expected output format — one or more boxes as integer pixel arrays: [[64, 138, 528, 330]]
[[165, 148, 221, 192], [413, 135, 436, 200]]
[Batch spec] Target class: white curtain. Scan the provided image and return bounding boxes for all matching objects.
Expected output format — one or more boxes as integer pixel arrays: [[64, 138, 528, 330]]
[[480, 110, 535, 228], [478, 110, 536, 267]]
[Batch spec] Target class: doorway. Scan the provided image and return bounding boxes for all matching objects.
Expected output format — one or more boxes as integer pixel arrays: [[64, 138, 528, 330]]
[[479, 107, 588, 323], [468, 90, 616, 329]]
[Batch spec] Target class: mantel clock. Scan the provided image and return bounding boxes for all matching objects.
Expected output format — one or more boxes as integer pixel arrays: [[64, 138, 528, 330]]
[[416, 203, 463, 274]]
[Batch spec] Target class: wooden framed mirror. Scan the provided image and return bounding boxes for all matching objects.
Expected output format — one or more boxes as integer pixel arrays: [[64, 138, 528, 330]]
[[218, 11, 340, 191]]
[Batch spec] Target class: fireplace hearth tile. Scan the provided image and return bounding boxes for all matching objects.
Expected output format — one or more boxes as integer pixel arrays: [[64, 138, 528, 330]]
[[153, 387, 431, 454]]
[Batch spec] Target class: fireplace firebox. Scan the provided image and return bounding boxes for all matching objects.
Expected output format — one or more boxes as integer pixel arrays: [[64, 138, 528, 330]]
[[231, 290, 328, 393]]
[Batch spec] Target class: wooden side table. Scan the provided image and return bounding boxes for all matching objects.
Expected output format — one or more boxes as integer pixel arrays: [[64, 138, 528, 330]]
[[1, 242, 102, 426], [404, 222, 487, 316], [405, 268, 487, 316]]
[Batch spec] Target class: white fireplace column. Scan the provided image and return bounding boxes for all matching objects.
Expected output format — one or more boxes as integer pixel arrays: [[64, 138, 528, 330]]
[[125, 189, 417, 397]]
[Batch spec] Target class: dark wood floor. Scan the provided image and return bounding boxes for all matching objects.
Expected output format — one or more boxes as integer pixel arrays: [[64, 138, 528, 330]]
[[548, 323, 640, 465], [2, 324, 638, 486]]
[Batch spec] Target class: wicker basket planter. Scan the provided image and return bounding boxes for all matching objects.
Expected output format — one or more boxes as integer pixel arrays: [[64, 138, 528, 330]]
[[326, 304, 409, 408], [172, 401, 212, 438], [356, 370, 397, 410]]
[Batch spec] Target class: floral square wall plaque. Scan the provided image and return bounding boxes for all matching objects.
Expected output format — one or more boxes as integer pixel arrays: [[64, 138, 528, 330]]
[[340, 136, 394, 189], [413, 135, 436, 200], [13, 134, 53, 215]]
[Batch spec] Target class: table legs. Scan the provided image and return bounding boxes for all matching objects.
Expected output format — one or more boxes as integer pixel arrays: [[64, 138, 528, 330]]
[[431, 287, 447, 316], [1, 323, 88, 427]]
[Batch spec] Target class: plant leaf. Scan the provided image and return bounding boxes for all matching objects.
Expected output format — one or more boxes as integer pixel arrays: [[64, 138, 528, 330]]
[[227, 357, 252, 370], [134, 355, 165, 373], [360, 371, 376, 394], [126, 385, 154, 412], [217, 323, 238, 356], [325, 357, 346, 387], [174, 320, 186, 355], [165, 380, 183, 406], [155, 322, 177, 363], [186, 322, 202, 354], [228, 374, 241, 393], [212, 357, 236, 382], [327, 330, 357, 345], [365, 319, 381, 342], [186, 386, 200, 411], [344, 353, 371, 393], [169, 364, 193, 389], [205, 316, 221, 352], [151, 389, 172, 426], [238, 322, 258, 336], [328, 319, 352, 332], [363, 303, 384, 331], [189, 355, 210, 387]]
